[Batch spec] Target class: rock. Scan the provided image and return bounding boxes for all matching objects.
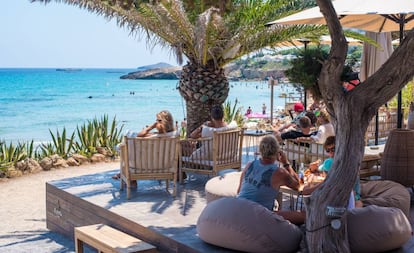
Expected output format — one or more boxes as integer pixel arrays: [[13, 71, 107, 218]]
[[66, 157, 80, 166], [90, 153, 106, 163], [27, 158, 43, 173], [40, 157, 53, 171], [6, 168, 23, 178], [16, 158, 42, 174], [53, 157, 68, 168], [97, 147, 111, 156], [72, 154, 89, 165]]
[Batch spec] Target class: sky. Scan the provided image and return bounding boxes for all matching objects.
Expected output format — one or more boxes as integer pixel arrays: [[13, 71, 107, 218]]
[[1, 1, 178, 68]]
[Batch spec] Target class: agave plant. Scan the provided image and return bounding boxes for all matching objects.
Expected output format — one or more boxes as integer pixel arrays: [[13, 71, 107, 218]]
[[0, 141, 28, 171], [39, 128, 75, 159], [95, 115, 124, 156], [223, 99, 244, 127], [75, 121, 99, 158], [74, 115, 124, 157]]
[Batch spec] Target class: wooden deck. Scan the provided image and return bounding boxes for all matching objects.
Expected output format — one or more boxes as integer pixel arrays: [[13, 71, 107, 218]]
[[46, 169, 414, 253]]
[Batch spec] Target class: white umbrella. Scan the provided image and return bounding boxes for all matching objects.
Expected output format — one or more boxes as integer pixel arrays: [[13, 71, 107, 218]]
[[267, 0, 414, 128], [360, 32, 393, 82], [360, 31, 393, 144], [267, 0, 414, 33]]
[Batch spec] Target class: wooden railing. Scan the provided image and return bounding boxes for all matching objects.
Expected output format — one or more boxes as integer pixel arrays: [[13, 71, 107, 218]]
[[365, 112, 397, 145], [281, 139, 383, 178]]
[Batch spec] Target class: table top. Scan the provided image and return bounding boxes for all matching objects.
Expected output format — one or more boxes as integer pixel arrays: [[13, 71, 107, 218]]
[[364, 144, 385, 156]]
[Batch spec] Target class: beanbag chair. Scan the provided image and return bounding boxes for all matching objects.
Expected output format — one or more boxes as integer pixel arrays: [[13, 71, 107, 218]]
[[205, 172, 241, 203], [360, 180, 410, 217], [197, 197, 302, 253], [347, 205, 412, 253]]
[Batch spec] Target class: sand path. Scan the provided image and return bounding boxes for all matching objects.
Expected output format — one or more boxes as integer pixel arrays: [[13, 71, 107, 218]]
[[0, 161, 119, 252]]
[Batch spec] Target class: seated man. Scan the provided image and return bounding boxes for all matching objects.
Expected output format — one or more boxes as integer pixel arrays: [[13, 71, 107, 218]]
[[190, 105, 235, 139], [273, 116, 316, 144]]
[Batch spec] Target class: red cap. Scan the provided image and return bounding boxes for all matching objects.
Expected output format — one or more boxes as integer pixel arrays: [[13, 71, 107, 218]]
[[294, 102, 304, 112]]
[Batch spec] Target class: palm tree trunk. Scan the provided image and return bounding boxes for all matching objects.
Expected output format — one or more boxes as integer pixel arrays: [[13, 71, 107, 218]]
[[178, 62, 229, 133]]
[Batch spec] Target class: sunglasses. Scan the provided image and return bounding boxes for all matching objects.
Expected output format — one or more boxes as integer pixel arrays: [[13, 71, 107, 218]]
[[325, 147, 335, 153], [156, 119, 162, 123]]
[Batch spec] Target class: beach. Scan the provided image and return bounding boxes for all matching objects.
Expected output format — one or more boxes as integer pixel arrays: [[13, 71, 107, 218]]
[[0, 161, 119, 252]]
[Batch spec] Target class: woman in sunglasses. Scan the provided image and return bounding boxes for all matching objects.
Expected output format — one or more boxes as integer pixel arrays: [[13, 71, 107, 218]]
[[137, 110, 176, 137], [112, 110, 176, 181]]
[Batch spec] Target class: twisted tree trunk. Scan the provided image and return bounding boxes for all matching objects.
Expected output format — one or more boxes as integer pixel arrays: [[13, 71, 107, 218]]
[[305, 0, 414, 251]]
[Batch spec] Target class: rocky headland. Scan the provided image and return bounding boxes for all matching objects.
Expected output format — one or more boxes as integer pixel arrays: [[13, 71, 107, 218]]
[[120, 61, 286, 81]]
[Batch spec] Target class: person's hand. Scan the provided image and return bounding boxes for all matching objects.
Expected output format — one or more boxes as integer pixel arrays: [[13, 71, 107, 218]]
[[309, 159, 321, 172], [278, 151, 288, 165]]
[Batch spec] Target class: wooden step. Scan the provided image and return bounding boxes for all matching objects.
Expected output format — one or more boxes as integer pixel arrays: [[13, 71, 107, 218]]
[[75, 224, 157, 253]]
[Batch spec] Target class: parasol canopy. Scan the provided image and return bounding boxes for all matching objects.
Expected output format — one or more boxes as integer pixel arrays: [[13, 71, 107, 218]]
[[267, 0, 414, 128]]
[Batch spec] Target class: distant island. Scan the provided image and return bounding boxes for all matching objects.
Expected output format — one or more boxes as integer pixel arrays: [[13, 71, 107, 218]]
[[120, 62, 181, 80], [56, 68, 82, 72]]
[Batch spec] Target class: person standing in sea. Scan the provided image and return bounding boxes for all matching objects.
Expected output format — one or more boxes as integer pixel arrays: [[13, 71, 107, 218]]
[[262, 103, 267, 115]]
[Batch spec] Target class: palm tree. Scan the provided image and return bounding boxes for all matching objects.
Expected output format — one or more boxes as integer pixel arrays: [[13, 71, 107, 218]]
[[31, 0, 326, 133]]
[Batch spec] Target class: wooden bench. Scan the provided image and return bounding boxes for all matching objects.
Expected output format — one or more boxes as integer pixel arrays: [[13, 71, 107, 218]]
[[74, 224, 157, 253]]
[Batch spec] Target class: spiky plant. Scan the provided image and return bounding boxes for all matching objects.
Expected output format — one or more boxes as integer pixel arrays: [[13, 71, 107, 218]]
[[39, 128, 75, 159], [223, 99, 244, 126]]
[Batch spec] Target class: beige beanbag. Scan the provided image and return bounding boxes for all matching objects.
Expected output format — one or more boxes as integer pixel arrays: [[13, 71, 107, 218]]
[[347, 205, 412, 253], [360, 180, 410, 217], [205, 172, 241, 203], [197, 197, 302, 253]]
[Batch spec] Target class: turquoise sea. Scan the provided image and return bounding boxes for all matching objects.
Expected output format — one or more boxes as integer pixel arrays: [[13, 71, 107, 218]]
[[0, 68, 297, 144]]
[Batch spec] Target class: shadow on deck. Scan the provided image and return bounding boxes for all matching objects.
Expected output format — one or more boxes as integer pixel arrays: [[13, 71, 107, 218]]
[[46, 169, 414, 253]]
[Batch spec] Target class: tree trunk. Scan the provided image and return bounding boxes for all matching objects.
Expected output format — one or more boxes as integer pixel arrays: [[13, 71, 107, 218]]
[[306, 0, 414, 251], [178, 62, 229, 134]]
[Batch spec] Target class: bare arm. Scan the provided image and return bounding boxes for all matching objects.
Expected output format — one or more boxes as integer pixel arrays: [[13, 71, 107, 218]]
[[137, 122, 157, 137], [272, 151, 300, 190], [237, 162, 252, 194], [190, 124, 203, 139]]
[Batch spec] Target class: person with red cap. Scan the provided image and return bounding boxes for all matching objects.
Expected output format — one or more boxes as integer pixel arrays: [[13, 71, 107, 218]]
[[294, 102, 304, 113]]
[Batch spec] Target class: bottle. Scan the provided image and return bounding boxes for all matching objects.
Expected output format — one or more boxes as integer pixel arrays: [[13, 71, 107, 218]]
[[292, 160, 297, 172], [299, 162, 305, 184]]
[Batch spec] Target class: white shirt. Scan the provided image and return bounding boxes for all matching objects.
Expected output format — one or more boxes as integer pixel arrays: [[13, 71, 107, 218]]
[[311, 123, 335, 144]]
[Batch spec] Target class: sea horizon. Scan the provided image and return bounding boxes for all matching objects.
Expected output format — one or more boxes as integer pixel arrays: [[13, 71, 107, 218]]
[[0, 68, 298, 144]]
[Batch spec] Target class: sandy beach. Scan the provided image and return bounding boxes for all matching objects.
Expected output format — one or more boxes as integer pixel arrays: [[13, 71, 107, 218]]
[[0, 161, 120, 253]]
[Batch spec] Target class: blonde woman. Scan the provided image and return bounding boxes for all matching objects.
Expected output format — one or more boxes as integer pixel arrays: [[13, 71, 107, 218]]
[[237, 135, 305, 225], [137, 110, 176, 137], [112, 110, 176, 181]]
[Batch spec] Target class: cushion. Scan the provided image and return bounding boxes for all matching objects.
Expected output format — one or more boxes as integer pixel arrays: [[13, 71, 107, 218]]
[[205, 172, 241, 203], [197, 197, 302, 253], [201, 121, 238, 138], [360, 180, 410, 217], [194, 122, 238, 160], [347, 205, 412, 253]]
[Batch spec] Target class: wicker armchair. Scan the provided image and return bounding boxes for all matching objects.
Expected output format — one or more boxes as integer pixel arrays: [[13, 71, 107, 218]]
[[119, 135, 179, 199], [179, 128, 244, 183]]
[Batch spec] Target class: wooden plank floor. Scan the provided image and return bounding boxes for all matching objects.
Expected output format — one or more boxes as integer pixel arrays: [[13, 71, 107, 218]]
[[46, 169, 414, 253]]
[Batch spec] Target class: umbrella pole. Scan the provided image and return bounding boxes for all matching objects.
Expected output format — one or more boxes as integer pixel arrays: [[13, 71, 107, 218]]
[[375, 112, 379, 145], [397, 20, 405, 128]]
